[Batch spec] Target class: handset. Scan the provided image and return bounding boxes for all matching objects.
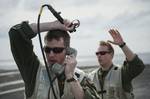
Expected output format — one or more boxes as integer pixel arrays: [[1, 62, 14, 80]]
[[51, 47, 77, 80], [66, 47, 77, 58]]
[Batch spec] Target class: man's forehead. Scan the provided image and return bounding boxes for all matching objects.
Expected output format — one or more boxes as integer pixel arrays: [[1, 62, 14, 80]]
[[45, 37, 64, 42], [98, 45, 109, 51], [45, 38, 65, 46]]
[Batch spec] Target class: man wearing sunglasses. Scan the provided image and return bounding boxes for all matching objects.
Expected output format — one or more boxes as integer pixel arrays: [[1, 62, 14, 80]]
[[8, 20, 85, 99], [85, 29, 145, 99]]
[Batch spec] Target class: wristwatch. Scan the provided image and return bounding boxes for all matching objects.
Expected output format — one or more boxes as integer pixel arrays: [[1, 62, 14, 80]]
[[66, 75, 78, 83], [119, 42, 126, 48]]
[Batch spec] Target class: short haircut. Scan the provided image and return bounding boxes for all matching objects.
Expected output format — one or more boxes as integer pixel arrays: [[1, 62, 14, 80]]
[[44, 29, 70, 47], [99, 41, 114, 56]]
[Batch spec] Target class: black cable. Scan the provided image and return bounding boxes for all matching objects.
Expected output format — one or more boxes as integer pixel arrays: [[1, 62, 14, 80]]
[[37, 5, 57, 99], [37, 4, 80, 99], [46, 4, 78, 33]]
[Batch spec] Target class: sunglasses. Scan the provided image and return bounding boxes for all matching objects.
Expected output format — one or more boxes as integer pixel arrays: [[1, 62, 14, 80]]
[[96, 51, 110, 56], [43, 46, 65, 54]]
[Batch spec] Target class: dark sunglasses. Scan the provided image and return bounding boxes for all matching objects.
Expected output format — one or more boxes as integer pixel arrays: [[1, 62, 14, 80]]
[[43, 46, 65, 54], [96, 51, 110, 56]]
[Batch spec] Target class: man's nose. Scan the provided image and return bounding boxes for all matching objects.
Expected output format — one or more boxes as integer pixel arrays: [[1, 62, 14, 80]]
[[47, 51, 55, 56], [97, 54, 102, 58]]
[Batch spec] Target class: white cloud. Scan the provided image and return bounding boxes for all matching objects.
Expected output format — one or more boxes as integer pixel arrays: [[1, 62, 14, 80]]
[[0, 0, 150, 61]]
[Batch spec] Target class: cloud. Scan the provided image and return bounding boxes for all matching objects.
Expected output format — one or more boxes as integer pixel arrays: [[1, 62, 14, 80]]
[[0, 0, 150, 55]]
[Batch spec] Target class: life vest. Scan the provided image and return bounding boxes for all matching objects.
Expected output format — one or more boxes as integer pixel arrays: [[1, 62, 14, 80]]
[[26, 63, 85, 99], [88, 66, 134, 99]]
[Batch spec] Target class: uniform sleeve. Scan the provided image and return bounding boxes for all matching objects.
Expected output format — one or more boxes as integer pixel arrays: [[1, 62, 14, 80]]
[[121, 55, 145, 92], [8, 21, 40, 97]]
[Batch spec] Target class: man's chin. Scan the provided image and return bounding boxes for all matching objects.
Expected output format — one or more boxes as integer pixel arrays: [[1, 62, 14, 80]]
[[48, 62, 54, 65], [100, 63, 104, 66], [47, 62, 55, 67]]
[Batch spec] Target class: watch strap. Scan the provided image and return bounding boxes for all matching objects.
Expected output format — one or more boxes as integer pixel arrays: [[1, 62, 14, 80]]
[[66, 77, 76, 82], [119, 42, 126, 48]]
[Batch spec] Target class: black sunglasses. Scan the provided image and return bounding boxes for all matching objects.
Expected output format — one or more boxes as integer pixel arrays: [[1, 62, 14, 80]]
[[96, 51, 110, 56], [43, 46, 65, 54]]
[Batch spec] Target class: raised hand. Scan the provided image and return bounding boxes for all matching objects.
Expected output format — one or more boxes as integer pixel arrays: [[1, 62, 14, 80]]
[[64, 55, 77, 79], [107, 29, 124, 46]]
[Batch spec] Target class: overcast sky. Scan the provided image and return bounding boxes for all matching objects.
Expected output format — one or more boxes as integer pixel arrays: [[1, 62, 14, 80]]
[[0, 0, 150, 60]]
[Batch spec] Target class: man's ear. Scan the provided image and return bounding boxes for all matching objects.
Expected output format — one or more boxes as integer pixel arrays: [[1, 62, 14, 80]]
[[110, 52, 114, 58]]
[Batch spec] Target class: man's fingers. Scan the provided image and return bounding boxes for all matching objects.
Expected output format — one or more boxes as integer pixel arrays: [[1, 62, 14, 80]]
[[109, 29, 117, 38]]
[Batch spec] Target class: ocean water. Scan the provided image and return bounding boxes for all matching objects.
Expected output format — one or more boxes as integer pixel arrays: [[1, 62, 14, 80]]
[[0, 52, 150, 70]]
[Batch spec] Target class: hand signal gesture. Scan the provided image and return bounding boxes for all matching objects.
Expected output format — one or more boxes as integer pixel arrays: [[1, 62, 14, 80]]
[[107, 29, 124, 46]]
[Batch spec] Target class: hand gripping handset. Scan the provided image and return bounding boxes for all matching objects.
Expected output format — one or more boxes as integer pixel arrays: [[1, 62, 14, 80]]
[[51, 48, 77, 80], [47, 4, 80, 33]]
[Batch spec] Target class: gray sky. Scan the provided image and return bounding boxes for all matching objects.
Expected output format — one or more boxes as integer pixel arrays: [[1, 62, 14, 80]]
[[0, 0, 150, 60]]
